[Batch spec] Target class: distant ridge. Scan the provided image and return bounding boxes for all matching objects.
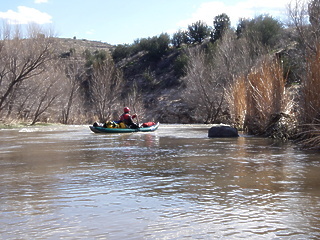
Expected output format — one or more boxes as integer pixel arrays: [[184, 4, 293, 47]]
[[55, 37, 114, 55]]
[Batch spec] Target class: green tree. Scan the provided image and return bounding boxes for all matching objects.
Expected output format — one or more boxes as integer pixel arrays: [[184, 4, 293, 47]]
[[136, 33, 170, 60], [172, 30, 189, 48], [212, 13, 231, 42], [112, 44, 132, 62], [236, 15, 283, 48], [148, 33, 170, 59], [254, 15, 283, 47], [236, 18, 249, 38], [187, 20, 210, 44]]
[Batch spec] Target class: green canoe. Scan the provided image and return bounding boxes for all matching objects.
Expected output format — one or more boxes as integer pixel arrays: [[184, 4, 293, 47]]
[[89, 122, 160, 133]]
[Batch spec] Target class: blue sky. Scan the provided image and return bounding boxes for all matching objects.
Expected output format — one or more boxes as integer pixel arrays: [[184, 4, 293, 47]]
[[0, 0, 292, 45]]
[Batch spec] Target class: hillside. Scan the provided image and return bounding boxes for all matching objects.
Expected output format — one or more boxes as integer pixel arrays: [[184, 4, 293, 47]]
[[55, 38, 113, 57], [117, 49, 192, 123], [57, 37, 113, 53], [54, 37, 192, 123]]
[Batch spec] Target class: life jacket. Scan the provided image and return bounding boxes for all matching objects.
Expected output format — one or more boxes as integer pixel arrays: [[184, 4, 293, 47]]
[[120, 113, 133, 125], [120, 113, 130, 121]]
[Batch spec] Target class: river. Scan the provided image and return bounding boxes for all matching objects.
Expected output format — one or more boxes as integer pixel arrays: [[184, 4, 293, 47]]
[[0, 124, 319, 239]]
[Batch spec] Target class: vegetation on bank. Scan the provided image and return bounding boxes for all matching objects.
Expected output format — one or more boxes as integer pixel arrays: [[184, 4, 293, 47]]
[[0, 122, 57, 129], [0, 0, 319, 150]]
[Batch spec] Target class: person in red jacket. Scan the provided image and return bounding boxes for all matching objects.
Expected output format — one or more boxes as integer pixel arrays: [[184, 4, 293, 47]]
[[119, 107, 139, 128]]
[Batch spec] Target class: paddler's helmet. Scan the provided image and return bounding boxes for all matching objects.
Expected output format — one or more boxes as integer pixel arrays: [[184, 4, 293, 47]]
[[124, 107, 130, 113]]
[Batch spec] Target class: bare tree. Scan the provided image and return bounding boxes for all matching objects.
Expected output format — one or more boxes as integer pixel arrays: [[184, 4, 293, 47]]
[[60, 57, 84, 124], [183, 46, 225, 123], [183, 30, 261, 124], [0, 23, 55, 117], [29, 77, 59, 125], [287, 0, 317, 52], [13, 61, 60, 125], [90, 56, 124, 122]]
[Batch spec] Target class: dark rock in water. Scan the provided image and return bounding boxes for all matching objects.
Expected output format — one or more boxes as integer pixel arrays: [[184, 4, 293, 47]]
[[208, 124, 239, 138]]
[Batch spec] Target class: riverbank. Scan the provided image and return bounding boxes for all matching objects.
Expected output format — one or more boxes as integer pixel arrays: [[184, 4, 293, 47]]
[[0, 120, 61, 129]]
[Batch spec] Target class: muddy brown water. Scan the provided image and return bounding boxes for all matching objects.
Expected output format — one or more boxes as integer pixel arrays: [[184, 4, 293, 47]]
[[1, 124, 319, 239]]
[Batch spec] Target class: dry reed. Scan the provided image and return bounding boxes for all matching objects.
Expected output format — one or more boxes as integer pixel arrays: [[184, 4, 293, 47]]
[[297, 121, 320, 150], [303, 46, 320, 123], [230, 56, 286, 134], [297, 45, 320, 149], [228, 75, 247, 129]]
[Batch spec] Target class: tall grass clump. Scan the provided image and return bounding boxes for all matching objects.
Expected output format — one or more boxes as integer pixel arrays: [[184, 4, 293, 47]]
[[297, 45, 320, 149], [297, 121, 320, 150], [244, 57, 286, 134], [302, 46, 320, 123], [228, 75, 247, 129]]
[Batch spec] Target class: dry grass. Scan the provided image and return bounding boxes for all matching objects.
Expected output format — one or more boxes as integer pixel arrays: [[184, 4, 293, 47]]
[[230, 56, 286, 134], [297, 121, 320, 150], [228, 75, 247, 129], [297, 45, 320, 149], [303, 46, 320, 123], [229, 48, 320, 149]]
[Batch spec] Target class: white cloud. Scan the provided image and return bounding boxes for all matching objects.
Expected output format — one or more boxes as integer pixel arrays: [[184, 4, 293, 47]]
[[0, 6, 52, 24], [34, 0, 49, 3], [176, 0, 291, 29]]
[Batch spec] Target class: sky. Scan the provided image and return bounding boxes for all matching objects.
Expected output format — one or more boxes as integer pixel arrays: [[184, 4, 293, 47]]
[[0, 0, 293, 45]]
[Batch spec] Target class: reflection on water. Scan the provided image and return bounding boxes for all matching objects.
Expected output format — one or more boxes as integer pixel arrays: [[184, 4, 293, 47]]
[[0, 124, 320, 239]]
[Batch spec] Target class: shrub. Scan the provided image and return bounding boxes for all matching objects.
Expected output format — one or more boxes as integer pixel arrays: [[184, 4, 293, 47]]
[[173, 54, 188, 77], [147, 33, 170, 60], [129, 33, 170, 60], [112, 44, 132, 62], [236, 15, 283, 48]]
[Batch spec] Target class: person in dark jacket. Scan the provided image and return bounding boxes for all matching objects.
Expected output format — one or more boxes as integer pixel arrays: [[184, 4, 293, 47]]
[[119, 107, 139, 129]]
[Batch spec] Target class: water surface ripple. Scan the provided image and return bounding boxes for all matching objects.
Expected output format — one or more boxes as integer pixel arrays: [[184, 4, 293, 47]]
[[0, 124, 319, 239]]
